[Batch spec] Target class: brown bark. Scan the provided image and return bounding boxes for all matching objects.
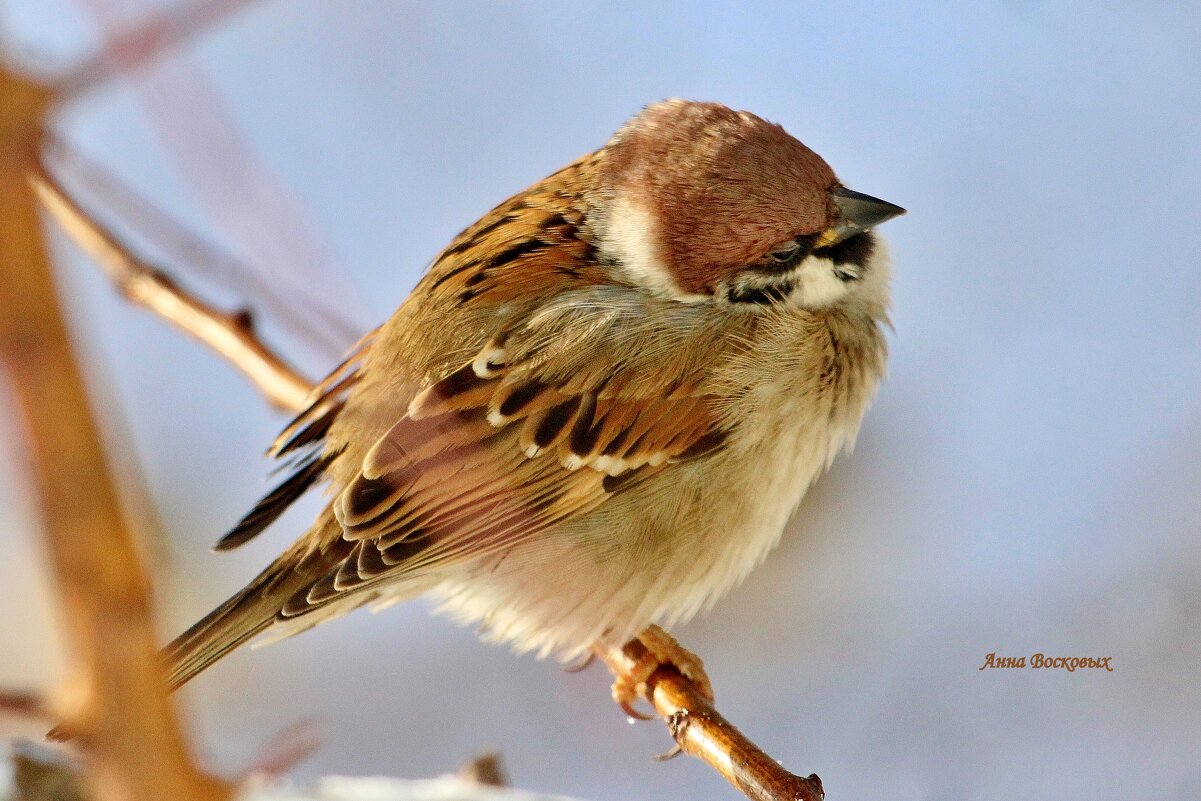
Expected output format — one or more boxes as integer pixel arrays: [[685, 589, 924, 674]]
[[0, 63, 229, 801], [30, 163, 313, 413], [603, 639, 825, 801]]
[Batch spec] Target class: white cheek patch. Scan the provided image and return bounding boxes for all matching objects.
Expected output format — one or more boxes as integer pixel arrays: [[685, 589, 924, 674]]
[[721, 255, 853, 309], [791, 256, 852, 308], [600, 195, 708, 303]]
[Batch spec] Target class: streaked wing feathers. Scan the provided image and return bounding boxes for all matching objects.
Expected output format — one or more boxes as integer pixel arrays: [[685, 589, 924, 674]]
[[282, 339, 728, 618], [213, 329, 377, 551]]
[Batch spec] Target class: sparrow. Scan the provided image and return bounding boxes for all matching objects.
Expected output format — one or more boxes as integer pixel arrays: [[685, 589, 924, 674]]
[[164, 99, 903, 707]]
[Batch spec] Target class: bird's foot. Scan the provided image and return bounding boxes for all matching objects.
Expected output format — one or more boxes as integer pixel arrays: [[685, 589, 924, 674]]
[[606, 625, 713, 720]]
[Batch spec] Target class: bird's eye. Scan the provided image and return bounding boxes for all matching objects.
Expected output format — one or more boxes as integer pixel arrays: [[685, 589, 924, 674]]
[[768, 240, 801, 263]]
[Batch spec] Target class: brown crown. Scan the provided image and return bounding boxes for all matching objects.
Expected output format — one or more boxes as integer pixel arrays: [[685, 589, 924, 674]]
[[599, 100, 838, 294]]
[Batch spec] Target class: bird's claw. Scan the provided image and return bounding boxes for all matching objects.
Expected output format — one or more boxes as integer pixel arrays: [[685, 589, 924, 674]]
[[652, 744, 683, 762], [618, 696, 655, 721], [606, 624, 714, 722]]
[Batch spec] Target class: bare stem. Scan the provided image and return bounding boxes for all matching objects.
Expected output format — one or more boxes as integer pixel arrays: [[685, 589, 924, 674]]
[[0, 64, 229, 801], [31, 158, 314, 413], [600, 639, 824, 801], [59, 0, 262, 100], [0, 689, 48, 721], [458, 753, 509, 788]]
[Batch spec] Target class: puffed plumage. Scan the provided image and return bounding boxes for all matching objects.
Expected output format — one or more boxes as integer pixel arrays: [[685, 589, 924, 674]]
[[165, 100, 902, 689]]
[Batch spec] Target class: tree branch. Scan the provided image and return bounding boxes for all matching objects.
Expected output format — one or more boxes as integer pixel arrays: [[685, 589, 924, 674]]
[[30, 157, 314, 413], [600, 640, 824, 801], [0, 689, 49, 721], [0, 63, 229, 801], [31, 100, 826, 801], [58, 0, 263, 101]]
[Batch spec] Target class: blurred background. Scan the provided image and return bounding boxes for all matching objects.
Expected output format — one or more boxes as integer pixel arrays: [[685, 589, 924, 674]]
[[1, 2, 1199, 800]]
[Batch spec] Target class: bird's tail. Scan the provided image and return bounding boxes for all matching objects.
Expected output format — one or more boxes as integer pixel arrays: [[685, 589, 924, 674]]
[[162, 561, 297, 692], [46, 537, 328, 741], [162, 514, 349, 691]]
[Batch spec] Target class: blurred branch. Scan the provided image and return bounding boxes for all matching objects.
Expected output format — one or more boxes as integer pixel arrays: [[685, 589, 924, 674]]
[[457, 753, 508, 788], [58, 0, 262, 100], [6, 745, 549, 801], [0, 690, 48, 721], [31, 155, 314, 413], [71, 0, 368, 360], [0, 62, 229, 801], [237, 719, 325, 779], [11, 742, 90, 801], [42, 135, 342, 355]]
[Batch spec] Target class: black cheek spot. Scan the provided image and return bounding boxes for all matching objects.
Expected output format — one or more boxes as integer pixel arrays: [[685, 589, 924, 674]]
[[820, 231, 876, 267]]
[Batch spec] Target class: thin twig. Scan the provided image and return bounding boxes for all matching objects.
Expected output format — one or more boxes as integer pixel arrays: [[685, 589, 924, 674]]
[[236, 719, 326, 779], [602, 640, 824, 801], [43, 135, 348, 357], [12, 743, 91, 801], [57, 0, 261, 100], [457, 753, 509, 788], [0, 63, 230, 801], [30, 158, 314, 413], [72, 0, 367, 360], [0, 689, 49, 721]]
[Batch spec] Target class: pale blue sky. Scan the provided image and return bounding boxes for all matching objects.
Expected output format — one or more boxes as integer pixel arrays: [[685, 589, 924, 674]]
[[2, 3, 1199, 800]]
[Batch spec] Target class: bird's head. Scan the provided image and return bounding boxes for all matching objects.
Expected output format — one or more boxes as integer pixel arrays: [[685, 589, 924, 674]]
[[590, 100, 904, 312]]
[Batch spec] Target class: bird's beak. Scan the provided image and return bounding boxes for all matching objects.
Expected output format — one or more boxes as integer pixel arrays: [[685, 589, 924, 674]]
[[814, 186, 906, 248]]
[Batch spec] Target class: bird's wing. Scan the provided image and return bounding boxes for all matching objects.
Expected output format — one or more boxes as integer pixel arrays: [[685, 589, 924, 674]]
[[168, 151, 733, 685], [212, 328, 377, 551], [211, 151, 607, 553], [277, 332, 729, 618]]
